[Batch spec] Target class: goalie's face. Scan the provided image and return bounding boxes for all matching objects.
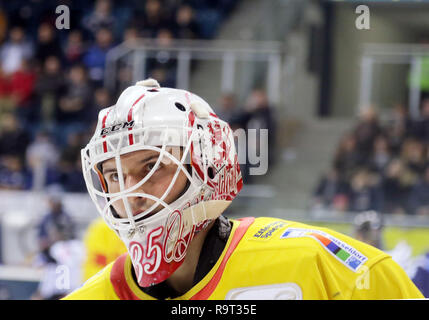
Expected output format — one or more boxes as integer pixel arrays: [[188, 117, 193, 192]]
[[101, 147, 188, 219]]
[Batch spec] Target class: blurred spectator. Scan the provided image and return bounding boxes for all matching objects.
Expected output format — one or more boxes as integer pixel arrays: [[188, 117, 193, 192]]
[[149, 67, 176, 88], [36, 193, 76, 263], [25, 130, 60, 190], [10, 59, 37, 124], [131, 0, 173, 38], [243, 88, 277, 136], [347, 167, 384, 213], [0, 154, 30, 190], [58, 133, 87, 192], [0, 8, 7, 44], [333, 133, 367, 181], [385, 103, 412, 155], [58, 156, 87, 193], [10, 59, 36, 107], [381, 158, 416, 214], [59, 132, 83, 164], [146, 29, 177, 81], [156, 28, 175, 47], [408, 164, 429, 216], [116, 64, 134, 94], [234, 89, 277, 183], [216, 92, 240, 126], [400, 138, 427, 176], [82, 0, 117, 36], [34, 55, 66, 129], [0, 25, 33, 75], [0, 112, 30, 156], [94, 86, 113, 108], [63, 29, 86, 66], [83, 27, 114, 85], [190, 3, 222, 39], [34, 22, 63, 65], [122, 26, 139, 47], [55, 64, 93, 143], [311, 166, 350, 212], [353, 106, 382, 158], [90, 86, 113, 121], [369, 134, 392, 174], [173, 4, 200, 39], [0, 65, 13, 115]]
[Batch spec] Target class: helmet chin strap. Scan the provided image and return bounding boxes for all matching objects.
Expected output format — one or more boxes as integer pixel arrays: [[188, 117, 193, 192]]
[[183, 199, 232, 232]]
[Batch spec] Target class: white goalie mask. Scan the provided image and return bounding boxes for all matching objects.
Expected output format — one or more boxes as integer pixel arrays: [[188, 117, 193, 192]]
[[81, 79, 242, 287]]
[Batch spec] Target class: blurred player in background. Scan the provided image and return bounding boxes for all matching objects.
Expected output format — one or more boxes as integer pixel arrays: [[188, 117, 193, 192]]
[[353, 210, 384, 249], [36, 193, 75, 263], [353, 210, 429, 298], [353, 210, 414, 274], [32, 193, 84, 299], [64, 79, 423, 300]]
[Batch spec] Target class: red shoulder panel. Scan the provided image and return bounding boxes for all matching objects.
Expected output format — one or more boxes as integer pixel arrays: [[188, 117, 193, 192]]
[[110, 253, 141, 300], [190, 217, 255, 300]]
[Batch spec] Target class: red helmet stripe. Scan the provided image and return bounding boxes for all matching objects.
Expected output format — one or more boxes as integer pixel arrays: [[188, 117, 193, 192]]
[[128, 93, 145, 145], [101, 109, 112, 153]]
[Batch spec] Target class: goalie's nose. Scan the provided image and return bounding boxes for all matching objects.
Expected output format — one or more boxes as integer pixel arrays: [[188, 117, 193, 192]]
[[124, 174, 151, 216], [124, 173, 142, 191]]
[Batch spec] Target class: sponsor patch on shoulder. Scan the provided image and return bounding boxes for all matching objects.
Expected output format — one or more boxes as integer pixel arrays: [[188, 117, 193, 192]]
[[252, 221, 288, 241], [280, 228, 367, 272]]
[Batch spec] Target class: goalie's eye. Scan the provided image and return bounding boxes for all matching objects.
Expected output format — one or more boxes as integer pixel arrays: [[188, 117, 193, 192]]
[[144, 161, 164, 175], [106, 172, 119, 183]]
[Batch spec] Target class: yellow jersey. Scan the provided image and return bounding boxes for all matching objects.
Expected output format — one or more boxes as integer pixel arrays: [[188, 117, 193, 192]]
[[82, 218, 127, 281], [64, 217, 424, 300]]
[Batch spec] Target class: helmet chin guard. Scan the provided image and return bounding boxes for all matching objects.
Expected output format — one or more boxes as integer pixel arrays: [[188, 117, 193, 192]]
[[81, 79, 242, 287]]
